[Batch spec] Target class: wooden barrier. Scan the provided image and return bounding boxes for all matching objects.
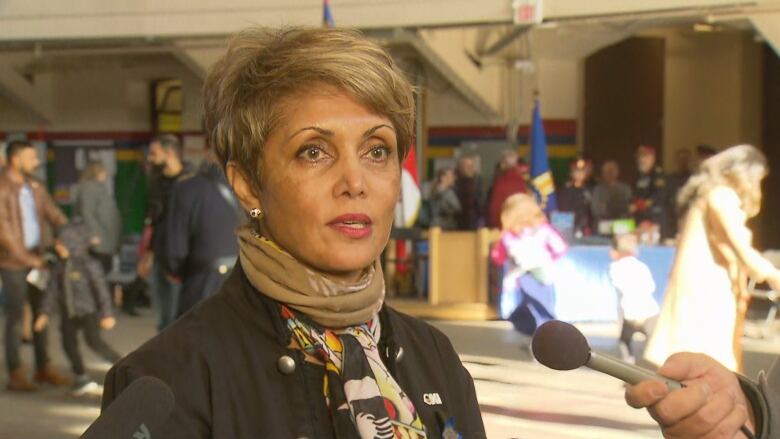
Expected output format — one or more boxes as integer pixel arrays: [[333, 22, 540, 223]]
[[389, 227, 500, 320]]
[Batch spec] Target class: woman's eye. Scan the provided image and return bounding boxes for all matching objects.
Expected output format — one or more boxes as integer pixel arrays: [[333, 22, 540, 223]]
[[298, 146, 326, 162], [367, 145, 390, 162]]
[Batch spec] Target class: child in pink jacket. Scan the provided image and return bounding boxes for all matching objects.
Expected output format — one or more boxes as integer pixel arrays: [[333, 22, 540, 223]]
[[491, 194, 567, 335]]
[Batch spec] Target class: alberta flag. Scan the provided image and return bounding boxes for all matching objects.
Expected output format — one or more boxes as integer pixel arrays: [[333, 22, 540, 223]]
[[529, 99, 557, 212], [323, 0, 335, 27]]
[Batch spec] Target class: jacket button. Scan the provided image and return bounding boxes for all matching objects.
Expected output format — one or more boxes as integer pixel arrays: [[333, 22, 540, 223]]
[[277, 355, 296, 375], [395, 346, 404, 363]]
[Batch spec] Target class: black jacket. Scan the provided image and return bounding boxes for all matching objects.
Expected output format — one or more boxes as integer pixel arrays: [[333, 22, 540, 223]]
[[163, 163, 240, 277], [102, 265, 486, 439]]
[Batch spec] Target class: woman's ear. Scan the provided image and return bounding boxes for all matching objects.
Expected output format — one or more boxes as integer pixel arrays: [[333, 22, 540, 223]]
[[226, 162, 262, 213]]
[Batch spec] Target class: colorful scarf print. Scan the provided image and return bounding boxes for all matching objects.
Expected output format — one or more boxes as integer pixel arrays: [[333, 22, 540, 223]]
[[281, 306, 427, 439]]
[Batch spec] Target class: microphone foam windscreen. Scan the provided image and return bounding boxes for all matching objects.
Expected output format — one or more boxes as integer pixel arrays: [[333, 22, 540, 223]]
[[81, 376, 175, 439], [531, 320, 591, 371]]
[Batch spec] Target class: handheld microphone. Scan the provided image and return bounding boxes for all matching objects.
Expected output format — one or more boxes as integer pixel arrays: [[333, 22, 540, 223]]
[[531, 320, 681, 390], [531, 320, 757, 439], [81, 376, 175, 439]]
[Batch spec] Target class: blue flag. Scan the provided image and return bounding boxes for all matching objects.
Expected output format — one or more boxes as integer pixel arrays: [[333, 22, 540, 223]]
[[323, 0, 335, 27], [529, 99, 557, 212]]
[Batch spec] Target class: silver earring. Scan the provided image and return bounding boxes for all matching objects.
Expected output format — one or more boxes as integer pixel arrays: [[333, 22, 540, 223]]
[[249, 208, 263, 218]]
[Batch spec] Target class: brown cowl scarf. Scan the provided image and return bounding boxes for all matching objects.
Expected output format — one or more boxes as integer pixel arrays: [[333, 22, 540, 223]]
[[236, 225, 385, 328]]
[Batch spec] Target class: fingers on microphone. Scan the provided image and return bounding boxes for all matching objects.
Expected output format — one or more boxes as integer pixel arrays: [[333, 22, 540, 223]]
[[625, 380, 669, 409], [649, 381, 711, 427], [659, 352, 713, 382], [662, 387, 744, 438]]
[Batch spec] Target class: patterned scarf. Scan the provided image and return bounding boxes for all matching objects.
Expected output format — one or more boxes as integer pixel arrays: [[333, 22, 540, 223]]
[[282, 306, 427, 439]]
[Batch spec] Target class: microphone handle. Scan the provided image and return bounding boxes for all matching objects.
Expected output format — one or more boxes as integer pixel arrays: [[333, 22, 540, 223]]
[[587, 351, 683, 391]]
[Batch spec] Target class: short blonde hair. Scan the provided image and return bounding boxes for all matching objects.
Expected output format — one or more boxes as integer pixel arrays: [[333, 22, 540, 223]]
[[203, 27, 416, 191], [500, 193, 545, 232]]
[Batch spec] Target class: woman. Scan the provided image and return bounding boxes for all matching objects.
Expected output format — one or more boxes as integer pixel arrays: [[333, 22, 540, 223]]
[[490, 193, 567, 336], [101, 27, 485, 438], [645, 144, 780, 372], [429, 168, 461, 230], [75, 160, 121, 274]]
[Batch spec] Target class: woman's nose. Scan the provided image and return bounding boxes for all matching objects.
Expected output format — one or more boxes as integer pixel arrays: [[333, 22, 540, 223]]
[[334, 157, 366, 198]]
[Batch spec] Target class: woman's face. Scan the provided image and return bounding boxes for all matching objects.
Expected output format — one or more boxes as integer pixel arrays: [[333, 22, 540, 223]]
[[440, 169, 455, 187], [230, 88, 401, 281]]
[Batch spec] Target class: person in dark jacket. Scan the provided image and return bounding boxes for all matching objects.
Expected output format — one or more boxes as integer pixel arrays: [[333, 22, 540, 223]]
[[142, 134, 192, 331], [557, 158, 594, 237], [454, 155, 483, 230], [74, 160, 121, 274], [428, 168, 461, 230], [163, 152, 241, 317], [101, 27, 486, 439], [632, 145, 672, 239], [36, 218, 121, 395]]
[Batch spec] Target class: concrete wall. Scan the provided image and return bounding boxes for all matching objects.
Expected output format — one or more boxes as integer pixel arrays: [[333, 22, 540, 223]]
[[0, 58, 203, 133]]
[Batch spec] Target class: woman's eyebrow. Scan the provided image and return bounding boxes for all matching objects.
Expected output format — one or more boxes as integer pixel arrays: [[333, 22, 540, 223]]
[[287, 126, 335, 141], [363, 124, 395, 139]]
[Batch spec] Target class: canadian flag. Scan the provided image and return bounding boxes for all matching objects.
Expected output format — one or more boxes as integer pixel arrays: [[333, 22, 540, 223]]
[[394, 146, 421, 276], [395, 146, 421, 227]]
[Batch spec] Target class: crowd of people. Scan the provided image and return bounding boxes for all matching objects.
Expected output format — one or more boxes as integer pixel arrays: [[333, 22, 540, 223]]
[[1, 24, 780, 439], [0, 135, 241, 396], [427, 142, 720, 243]]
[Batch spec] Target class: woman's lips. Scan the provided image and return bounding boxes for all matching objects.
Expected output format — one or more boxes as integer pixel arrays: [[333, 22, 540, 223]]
[[328, 214, 373, 239]]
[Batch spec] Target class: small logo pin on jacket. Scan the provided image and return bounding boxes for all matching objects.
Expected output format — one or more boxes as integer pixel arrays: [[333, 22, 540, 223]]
[[423, 393, 442, 405]]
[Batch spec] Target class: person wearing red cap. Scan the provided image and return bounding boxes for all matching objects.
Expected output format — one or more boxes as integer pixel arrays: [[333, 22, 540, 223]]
[[557, 158, 593, 237], [487, 149, 529, 229], [632, 145, 672, 240]]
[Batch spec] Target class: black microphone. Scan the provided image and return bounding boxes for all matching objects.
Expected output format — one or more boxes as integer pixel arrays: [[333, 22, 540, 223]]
[[81, 376, 175, 439], [531, 320, 681, 388]]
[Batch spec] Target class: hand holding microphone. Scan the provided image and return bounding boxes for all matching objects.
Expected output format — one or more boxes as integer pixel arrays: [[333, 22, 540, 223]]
[[625, 353, 756, 439], [532, 321, 757, 439]]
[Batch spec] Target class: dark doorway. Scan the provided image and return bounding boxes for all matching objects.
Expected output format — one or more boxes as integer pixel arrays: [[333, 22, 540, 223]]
[[759, 44, 780, 250], [584, 37, 665, 184]]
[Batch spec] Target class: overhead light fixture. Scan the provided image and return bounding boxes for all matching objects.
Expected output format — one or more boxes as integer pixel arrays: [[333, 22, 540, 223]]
[[693, 22, 717, 32]]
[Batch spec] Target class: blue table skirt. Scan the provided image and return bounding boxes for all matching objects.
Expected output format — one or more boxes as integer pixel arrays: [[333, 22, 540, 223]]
[[553, 245, 675, 322]]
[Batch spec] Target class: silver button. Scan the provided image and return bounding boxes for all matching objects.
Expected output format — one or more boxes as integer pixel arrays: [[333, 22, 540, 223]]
[[277, 355, 296, 375], [395, 346, 404, 363]]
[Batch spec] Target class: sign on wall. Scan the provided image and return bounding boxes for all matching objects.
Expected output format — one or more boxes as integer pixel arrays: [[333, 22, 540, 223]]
[[513, 0, 542, 25]]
